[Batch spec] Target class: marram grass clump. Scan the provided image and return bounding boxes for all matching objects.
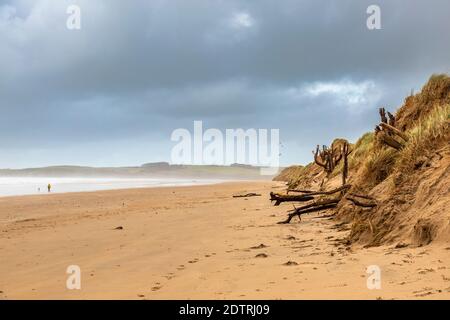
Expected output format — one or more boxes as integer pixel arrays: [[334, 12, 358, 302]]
[[395, 104, 450, 174]]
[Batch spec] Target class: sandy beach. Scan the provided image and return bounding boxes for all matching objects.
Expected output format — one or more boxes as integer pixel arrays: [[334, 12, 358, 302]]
[[0, 181, 449, 300]]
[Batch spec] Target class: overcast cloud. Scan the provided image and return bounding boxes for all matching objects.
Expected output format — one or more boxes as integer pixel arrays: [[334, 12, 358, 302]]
[[0, 0, 449, 168]]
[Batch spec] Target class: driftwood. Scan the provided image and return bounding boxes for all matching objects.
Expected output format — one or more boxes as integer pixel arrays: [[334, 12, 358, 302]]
[[341, 141, 351, 186], [273, 139, 355, 224], [313, 144, 343, 175], [270, 184, 351, 206], [270, 193, 315, 206], [286, 189, 314, 194], [375, 107, 408, 150], [233, 193, 261, 198], [345, 194, 377, 208], [379, 122, 408, 142], [379, 107, 388, 124], [304, 184, 351, 196], [376, 130, 404, 150], [387, 111, 395, 127], [277, 197, 341, 224], [289, 184, 350, 196], [275, 185, 352, 223]]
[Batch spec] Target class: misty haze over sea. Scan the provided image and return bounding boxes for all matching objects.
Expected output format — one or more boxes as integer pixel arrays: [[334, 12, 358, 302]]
[[0, 163, 272, 196], [0, 177, 223, 197]]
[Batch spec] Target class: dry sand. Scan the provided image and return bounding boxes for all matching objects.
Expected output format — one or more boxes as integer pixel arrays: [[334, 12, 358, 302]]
[[0, 181, 449, 300]]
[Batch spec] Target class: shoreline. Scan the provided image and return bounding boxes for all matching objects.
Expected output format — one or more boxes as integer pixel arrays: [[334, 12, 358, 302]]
[[0, 178, 253, 199], [0, 181, 449, 299]]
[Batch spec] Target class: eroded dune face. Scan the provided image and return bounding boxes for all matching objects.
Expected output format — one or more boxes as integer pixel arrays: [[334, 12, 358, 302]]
[[274, 74, 450, 247], [344, 146, 450, 247]]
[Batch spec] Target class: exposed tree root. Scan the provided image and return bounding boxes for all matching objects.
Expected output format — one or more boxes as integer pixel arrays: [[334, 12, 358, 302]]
[[277, 197, 341, 224], [379, 122, 409, 142], [346, 196, 377, 208], [271, 184, 351, 205], [376, 130, 404, 150], [286, 189, 314, 194], [269, 193, 315, 206], [375, 107, 408, 150]]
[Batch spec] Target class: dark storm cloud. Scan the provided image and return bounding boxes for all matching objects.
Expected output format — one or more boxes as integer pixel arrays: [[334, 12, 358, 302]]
[[0, 0, 449, 167]]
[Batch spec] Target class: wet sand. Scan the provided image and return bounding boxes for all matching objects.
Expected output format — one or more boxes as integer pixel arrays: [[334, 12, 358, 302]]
[[0, 181, 449, 299]]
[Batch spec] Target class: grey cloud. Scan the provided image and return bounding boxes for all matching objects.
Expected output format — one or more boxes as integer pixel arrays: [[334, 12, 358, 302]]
[[0, 0, 449, 167]]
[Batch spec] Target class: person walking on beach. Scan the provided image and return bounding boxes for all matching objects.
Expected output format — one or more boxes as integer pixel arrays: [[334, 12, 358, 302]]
[[47, 183, 51, 193]]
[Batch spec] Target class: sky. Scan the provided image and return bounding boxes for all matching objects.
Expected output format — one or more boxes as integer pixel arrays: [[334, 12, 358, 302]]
[[0, 0, 449, 169]]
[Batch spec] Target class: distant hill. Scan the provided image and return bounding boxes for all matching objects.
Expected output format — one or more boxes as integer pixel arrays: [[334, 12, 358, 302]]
[[0, 163, 274, 180]]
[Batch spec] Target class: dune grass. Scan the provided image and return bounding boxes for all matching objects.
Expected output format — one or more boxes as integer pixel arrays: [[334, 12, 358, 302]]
[[274, 75, 449, 189], [356, 104, 449, 189], [359, 147, 397, 189], [330, 132, 374, 178], [395, 104, 450, 174]]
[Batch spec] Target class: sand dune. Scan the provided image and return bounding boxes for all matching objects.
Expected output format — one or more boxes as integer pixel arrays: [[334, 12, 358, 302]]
[[0, 182, 449, 299]]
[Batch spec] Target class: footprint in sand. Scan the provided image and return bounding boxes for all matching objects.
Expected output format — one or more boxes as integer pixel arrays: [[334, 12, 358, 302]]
[[414, 291, 434, 297], [329, 283, 348, 288], [402, 260, 413, 264], [283, 261, 298, 266], [150, 282, 163, 291], [418, 268, 435, 274], [164, 273, 175, 280], [188, 258, 199, 264], [255, 253, 268, 258]]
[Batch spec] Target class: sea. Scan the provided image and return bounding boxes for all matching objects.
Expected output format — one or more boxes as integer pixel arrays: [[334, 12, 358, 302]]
[[0, 177, 222, 197]]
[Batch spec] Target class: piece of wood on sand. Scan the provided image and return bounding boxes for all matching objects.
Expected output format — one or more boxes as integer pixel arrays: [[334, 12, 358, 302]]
[[233, 193, 262, 198], [277, 197, 341, 224], [270, 184, 351, 206]]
